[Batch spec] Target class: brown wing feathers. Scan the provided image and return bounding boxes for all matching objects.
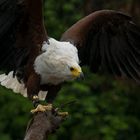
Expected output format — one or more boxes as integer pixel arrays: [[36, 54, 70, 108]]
[[15, 0, 48, 81], [0, 0, 47, 79], [0, 0, 19, 71], [61, 10, 140, 82]]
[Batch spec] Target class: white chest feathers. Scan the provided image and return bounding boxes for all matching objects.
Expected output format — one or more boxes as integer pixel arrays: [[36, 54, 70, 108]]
[[34, 38, 80, 85]]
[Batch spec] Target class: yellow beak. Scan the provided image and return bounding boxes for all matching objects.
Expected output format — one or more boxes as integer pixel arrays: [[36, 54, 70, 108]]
[[71, 67, 84, 79]]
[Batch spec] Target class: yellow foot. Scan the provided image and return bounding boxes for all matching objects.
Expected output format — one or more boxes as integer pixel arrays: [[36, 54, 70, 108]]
[[31, 104, 53, 114], [57, 111, 69, 117]]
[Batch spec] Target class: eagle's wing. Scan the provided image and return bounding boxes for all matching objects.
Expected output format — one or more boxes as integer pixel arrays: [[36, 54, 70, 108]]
[[0, 0, 47, 73], [61, 10, 140, 82]]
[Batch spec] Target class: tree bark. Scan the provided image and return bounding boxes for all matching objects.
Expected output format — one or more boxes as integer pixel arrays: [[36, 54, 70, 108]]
[[24, 110, 65, 140]]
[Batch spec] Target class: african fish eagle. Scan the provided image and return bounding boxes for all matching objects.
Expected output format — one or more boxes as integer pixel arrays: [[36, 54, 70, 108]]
[[0, 0, 139, 113]]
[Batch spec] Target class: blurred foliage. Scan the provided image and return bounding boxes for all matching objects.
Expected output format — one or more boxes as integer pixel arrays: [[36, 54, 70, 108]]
[[43, 0, 83, 39], [0, 0, 140, 140], [0, 86, 32, 140]]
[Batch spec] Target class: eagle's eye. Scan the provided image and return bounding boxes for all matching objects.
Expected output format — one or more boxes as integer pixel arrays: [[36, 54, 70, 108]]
[[70, 67, 75, 71]]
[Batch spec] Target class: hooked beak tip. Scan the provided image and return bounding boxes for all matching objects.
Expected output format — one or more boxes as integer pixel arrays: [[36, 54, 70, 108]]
[[78, 72, 84, 80]]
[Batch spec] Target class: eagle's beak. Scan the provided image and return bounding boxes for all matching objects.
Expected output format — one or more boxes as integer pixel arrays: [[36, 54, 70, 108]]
[[71, 67, 84, 80], [78, 72, 84, 80]]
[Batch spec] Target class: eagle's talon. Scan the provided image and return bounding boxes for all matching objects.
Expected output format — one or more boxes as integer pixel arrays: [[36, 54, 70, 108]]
[[31, 104, 53, 114], [32, 95, 40, 107], [57, 111, 69, 117], [53, 108, 68, 117]]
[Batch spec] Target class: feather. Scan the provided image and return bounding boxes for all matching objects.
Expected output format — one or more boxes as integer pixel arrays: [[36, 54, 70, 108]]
[[0, 71, 46, 100], [0, 0, 48, 79], [61, 10, 140, 83]]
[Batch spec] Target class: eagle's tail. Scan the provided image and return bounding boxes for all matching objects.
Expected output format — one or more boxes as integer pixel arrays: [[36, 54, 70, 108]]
[[0, 71, 47, 100]]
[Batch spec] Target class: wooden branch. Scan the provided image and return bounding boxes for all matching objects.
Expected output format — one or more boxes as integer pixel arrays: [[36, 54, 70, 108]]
[[24, 109, 66, 140]]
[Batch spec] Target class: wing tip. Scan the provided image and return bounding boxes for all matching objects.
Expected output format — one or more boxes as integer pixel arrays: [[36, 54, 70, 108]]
[[93, 9, 132, 20]]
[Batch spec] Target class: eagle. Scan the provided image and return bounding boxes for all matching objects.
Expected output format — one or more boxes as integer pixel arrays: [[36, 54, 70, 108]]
[[0, 0, 139, 113]]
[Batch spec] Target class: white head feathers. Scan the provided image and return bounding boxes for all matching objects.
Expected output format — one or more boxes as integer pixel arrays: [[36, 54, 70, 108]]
[[34, 38, 81, 85]]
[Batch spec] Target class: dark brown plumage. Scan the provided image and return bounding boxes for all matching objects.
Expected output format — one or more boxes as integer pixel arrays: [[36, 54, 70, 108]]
[[0, 0, 47, 76]]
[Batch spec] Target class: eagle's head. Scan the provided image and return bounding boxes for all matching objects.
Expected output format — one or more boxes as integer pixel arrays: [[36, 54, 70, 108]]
[[34, 38, 83, 85]]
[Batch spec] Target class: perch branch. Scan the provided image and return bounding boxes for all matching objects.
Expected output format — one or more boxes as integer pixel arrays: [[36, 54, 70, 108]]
[[24, 109, 66, 140]]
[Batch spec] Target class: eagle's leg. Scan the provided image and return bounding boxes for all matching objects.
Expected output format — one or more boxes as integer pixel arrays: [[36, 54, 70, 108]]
[[44, 85, 68, 117], [26, 73, 40, 106], [30, 85, 59, 113], [44, 85, 62, 103], [27, 73, 53, 113], [30, 95, 53, 114], [31, 85, 68, 116]]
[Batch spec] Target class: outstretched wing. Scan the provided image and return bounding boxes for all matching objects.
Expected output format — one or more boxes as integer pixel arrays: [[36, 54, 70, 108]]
[[0, 0, 47, 73], [61, 10, 140, 82]]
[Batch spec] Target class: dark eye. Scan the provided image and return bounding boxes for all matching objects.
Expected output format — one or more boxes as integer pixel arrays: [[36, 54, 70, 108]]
[[70, 67, 75, 71]]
